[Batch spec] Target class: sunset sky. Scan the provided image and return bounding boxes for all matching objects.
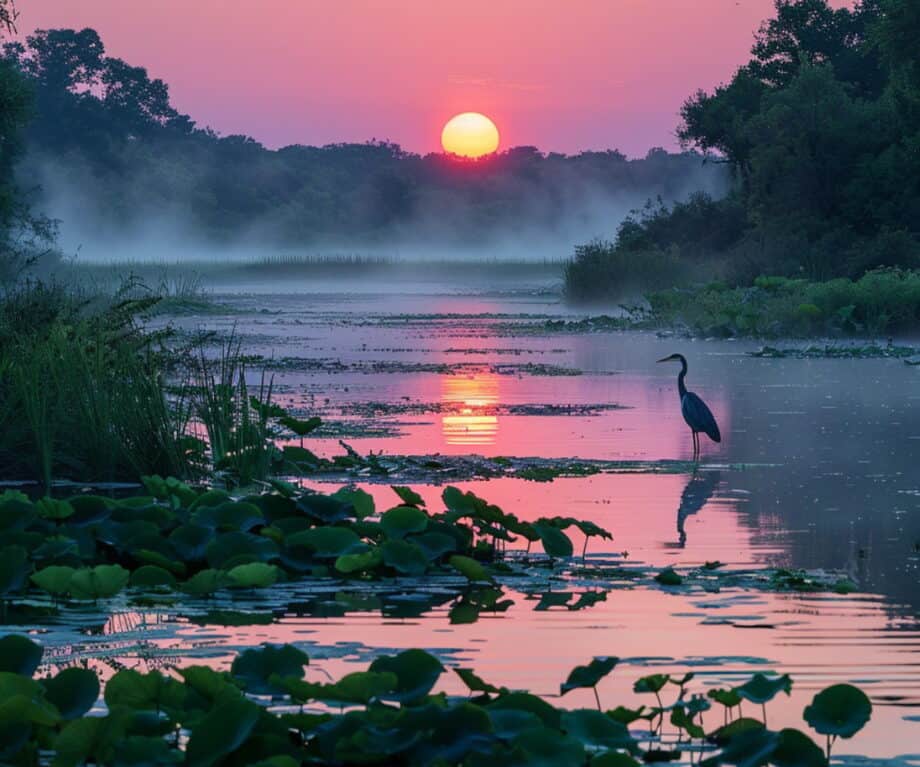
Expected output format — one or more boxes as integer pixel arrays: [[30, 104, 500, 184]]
[[21, 1, 825, 157]]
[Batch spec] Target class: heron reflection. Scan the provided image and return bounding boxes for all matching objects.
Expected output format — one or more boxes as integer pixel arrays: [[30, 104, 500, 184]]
[[676, 469, 721, 547]]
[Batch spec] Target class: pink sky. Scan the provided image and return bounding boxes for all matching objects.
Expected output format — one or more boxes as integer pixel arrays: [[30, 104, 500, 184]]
[[22, 1, 803, 156]]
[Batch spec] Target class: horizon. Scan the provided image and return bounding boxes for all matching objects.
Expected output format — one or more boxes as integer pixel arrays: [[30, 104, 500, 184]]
[[16, 0, 851, 158]]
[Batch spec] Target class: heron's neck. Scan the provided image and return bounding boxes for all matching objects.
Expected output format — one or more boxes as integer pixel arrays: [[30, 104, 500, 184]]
[[677, 362, 688, 398]]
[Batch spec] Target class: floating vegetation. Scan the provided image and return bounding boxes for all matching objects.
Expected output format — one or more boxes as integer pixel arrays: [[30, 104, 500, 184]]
[[750, 344, 919, 360], [0, 632, 874, 765], [260, 356, 589, 377], [330, 400, 629, 419], [0, 482, 614, 613]]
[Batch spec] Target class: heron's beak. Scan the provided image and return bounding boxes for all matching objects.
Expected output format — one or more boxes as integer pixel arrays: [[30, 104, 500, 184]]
[[656, 356, 673, 363]]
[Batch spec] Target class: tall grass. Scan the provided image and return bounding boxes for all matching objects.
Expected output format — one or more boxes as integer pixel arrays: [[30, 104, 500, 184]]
[[0, 281, 194, 488], [189, 331, 280, 487]]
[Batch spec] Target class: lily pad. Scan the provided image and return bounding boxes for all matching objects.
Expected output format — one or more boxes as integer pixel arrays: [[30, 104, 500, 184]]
[[561, 657, 619, 695], [381, 505, 429, 539], [0, 635, 43, 675], [231, 644, 309, 694], [369, 648, 443, 703], [735, 673, 793, 705], [803, 684, 872, 739], [41, 668, 99, 720]]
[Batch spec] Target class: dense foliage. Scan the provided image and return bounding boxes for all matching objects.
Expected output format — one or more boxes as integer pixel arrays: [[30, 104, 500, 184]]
[[566, 0, 920, 302], [2, 28, 723, 252], [0, 631, 873, 765]]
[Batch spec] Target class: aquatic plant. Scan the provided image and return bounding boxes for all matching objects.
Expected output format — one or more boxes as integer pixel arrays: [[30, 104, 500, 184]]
[[0, 483, 612, 612], [0, 633, 874, 765]]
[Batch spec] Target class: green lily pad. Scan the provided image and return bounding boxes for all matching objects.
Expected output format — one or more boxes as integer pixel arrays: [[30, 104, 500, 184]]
[[381, 540, 429, 576], [391, 486, 425, 507], [335, 548, 384, 574], [37, 497, 75, 520], [369, 648, 443, 703], [448, 554, 492, 583], [561, 657, 619, 695], [181, 569, 231, 596], [633, 674, 670, 695], [205, 531, 278, 569], [381, 505, 429, 539], [330, 487, 375, 519], [534, 523, 573, 558], [735, 673, 793, 704], [31, 565, 77, 597], [192, 501, 263, 532], [226, 562, 279, 588], [129, 566, 177, 589], [231, 644, 309, 694], [185, 697, 261, 767], [0, 635, 43, 675], [561, 708, 637, 751], [285, 526, 361, 558], [454, 667, 501, 695], [803, 684, 872, 739], [68, 565, 130, 600], [41, 667, 99, 720]]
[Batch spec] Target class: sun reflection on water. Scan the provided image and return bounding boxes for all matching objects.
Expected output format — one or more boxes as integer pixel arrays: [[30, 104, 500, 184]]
[[440, 372, 500, 446]]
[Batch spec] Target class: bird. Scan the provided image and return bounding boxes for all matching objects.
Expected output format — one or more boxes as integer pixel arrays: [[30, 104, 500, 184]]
[[657, 353, 721, 461]]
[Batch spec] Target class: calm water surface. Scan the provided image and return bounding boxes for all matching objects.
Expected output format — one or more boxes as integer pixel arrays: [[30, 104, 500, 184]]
[[18, 277, 920, 759]]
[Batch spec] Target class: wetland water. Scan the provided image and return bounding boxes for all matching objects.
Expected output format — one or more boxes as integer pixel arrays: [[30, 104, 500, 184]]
[[17, 272, 920, 760]]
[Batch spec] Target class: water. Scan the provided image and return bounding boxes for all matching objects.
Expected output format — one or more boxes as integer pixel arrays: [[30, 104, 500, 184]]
[[18, 272, 920, 759]]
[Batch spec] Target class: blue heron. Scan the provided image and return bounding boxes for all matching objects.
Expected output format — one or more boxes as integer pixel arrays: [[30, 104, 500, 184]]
[[657, 353, 721, 460]]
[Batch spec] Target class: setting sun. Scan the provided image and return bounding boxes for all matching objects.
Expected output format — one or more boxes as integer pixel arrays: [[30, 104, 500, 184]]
[[440, 112, 500, 158]]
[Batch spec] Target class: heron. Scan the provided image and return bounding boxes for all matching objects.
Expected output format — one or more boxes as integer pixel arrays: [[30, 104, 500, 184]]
[[657, 353, 721, 460]]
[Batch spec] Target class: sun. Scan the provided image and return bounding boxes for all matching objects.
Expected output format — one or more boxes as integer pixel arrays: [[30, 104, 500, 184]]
[[441, 112, 500, 158]]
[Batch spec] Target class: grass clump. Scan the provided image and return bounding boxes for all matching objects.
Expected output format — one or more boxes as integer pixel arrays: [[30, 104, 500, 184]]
[[0, 280, 195, 488]]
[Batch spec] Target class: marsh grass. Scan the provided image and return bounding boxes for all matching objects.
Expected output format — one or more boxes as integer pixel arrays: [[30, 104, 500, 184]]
[[0, 280, 194, 487], [189, 330, 279, 486]]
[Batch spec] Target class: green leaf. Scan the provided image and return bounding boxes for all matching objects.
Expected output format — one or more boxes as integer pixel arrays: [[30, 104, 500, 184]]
[[453, 667, 501, 695], [489, 691, 561, 729], [535, 523, 573, 558], [37, 497, 75, 520], [772, 728, 827, 767], [369, 648, 443, 703], [511, 727, 585, 767], [655, 567, 683, 586], [561, 657, 619, 695], [0, 635, 42, 677], [391, 485, 425, 507], [330, 487, 375, 519], [280, 415, 322, 436], [205, 531, 278, 569], [185, 697, 261, 767], [285, 526, 361, 557], [334, 547, 384, 574], [322, 671, 399, 704], [735, 673, 793, 705], [448, 554, 492, 582], [561, 708, 638, 751], [381, 505, 429, 539], [231, 644, 309, 694], [803, 683, 872, 739], [129, 566, 176, 589], [707, 687, 742, 708], [69, 565, 130, 600], [381, 539, 429, 576], [31, 565, 77, 597], [633, 673, 670, 694], [41, 668, 99, 720], [192, 501, 263, 532], [181, 569, 231, 596], [226, 562, 279, 588], [410, 531, 457, 559]]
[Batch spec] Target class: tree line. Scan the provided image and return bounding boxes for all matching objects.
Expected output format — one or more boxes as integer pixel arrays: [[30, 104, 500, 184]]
[[568, 0, 920, 300]]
